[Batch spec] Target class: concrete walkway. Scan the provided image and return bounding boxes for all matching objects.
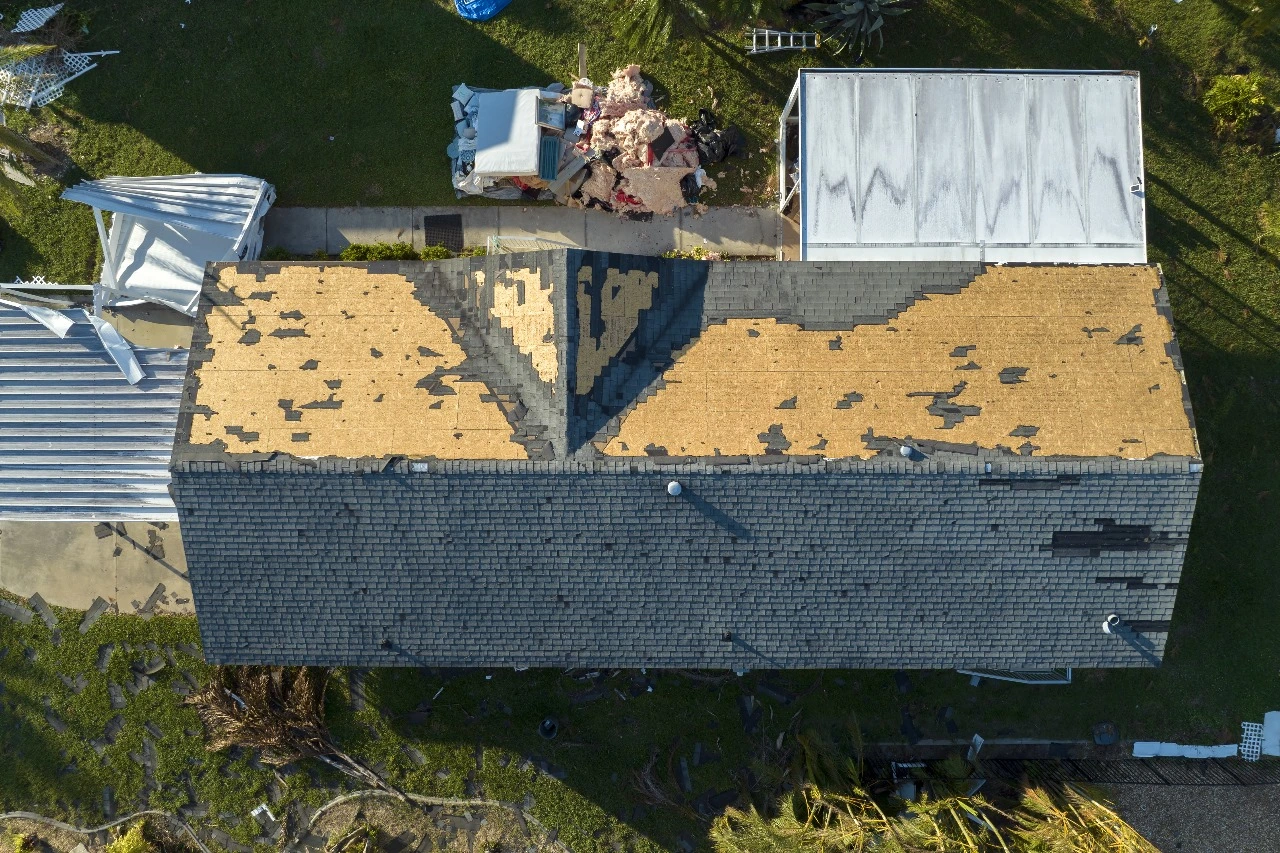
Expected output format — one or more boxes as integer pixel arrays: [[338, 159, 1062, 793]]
[[264, 205, 781, 258], [0, 521, 194, 615]]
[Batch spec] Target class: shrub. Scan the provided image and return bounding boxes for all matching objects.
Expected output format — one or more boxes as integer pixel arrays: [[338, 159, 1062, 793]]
[[810, 0, 921, 63], [420, 244, 452, 260], [106, 825, 151, 853], [1203, 73, 1271, 131], [456, 245, 487, 257], [260, 246, 292, 261], [1259, 201, 1280, 250], [338, 241, 419, 261]]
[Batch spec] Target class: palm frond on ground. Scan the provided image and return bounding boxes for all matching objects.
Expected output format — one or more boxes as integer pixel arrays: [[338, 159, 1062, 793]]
[[615, 0, 761, 56], [712, 782, 1159, 853], [185, 666, 405, 799]]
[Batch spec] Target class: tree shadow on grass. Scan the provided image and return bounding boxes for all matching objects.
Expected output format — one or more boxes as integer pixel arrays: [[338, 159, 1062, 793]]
[[67, 0, 560, 206]]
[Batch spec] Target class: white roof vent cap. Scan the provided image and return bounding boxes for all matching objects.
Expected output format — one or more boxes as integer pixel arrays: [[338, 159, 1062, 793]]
[[667, 481, 682, 496]]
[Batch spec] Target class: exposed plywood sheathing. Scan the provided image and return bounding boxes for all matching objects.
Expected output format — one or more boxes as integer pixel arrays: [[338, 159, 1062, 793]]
[[576, 263, 659, 393], [483, 267, 558, 383], [189, 268, 524, 459], [604, 266, 1196, 460]]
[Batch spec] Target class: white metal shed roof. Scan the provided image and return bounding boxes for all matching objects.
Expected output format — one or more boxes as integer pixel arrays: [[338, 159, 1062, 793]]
[[0, 306, 187, 521], [794, 69, 1146, 263]]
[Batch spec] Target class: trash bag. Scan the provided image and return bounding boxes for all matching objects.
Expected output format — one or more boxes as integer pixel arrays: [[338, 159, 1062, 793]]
[[455, 0, 513, 21], [680, 173, 702, 204], [690, 108, 745, 165]]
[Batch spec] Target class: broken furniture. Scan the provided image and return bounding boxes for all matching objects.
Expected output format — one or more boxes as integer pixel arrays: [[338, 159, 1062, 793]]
[[61, 174, 277, 316]]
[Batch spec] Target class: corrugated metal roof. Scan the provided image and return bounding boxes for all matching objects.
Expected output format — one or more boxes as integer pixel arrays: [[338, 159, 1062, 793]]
[[798, 69, 1147, 263], [61, 174, 275, 241], [0, 306, 187, 520]]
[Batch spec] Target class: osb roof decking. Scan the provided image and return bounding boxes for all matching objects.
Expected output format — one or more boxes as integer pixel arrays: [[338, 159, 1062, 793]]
[[176, 255, 1197, 464], [605, 266, 1196, 460], [185, 267, 525, 459]]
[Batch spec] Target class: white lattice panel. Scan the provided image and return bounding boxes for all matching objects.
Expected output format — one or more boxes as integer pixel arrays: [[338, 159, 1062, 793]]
[[1241, 722, 1264, 762], [10, 3, 63, 33], [0, 49, 110, 108]]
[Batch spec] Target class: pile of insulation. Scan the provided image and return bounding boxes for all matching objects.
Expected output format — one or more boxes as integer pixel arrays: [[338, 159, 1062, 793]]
[[446, 65, 743, 216], [563, 65, 742, 217]]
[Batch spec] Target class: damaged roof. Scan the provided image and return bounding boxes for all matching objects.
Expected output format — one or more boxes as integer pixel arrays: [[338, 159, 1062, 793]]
[[174, 252, 1202, 670], [174, 252, 1198, 466]]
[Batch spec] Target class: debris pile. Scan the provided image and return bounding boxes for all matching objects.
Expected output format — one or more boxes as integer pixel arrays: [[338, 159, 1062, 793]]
[[448, 65, 744, 218]]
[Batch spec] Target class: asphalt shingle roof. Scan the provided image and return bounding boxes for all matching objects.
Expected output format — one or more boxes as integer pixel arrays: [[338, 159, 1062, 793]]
[[173, 252, 1202, 669]]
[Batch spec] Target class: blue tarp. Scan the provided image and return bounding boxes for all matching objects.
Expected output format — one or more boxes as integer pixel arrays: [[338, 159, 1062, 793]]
[[455, 0, 512, 21]]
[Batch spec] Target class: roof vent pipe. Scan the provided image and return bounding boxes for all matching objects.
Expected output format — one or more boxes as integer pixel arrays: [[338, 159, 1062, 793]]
[[1102, 614, 1123, 634], [667, 481, 682, 496]]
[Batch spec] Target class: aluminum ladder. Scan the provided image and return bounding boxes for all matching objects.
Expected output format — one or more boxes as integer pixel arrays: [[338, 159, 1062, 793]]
[[746, 28, 819, 54]]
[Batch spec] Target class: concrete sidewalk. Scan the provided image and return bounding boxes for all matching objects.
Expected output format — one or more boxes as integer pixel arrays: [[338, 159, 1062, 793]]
[[0, 520, 194, 615], [264, 204, 781, 258]]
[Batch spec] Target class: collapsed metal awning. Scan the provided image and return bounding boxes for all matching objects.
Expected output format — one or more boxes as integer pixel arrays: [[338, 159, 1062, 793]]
[[61, 173, 276, 316], [0, 304, 188, 520]]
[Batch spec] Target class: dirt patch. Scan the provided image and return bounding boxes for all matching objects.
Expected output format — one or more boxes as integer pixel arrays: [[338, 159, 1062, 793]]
[[0, 819, 85, 853], [311, 798, 555, 853]]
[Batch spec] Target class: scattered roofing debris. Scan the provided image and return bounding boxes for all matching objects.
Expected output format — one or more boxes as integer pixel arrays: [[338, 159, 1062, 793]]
[[449, 65, 737, 216], [1134, 712, 1280, 761]]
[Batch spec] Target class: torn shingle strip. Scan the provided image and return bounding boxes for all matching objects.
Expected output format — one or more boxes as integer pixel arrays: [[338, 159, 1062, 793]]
[[998, 367, 1029, 384]]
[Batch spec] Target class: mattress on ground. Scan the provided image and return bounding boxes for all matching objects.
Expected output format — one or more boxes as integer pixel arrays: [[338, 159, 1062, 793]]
[[473, 89, 542, 177]]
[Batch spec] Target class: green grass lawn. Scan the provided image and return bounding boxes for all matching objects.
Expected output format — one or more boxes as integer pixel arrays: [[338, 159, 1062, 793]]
[[1, 0, 1279, 849]]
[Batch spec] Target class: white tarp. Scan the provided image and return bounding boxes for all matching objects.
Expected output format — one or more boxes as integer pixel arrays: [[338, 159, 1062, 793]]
[[794, 69, 1147, 264], [473, 89, 542, 177], [61, 174, 276, 315]]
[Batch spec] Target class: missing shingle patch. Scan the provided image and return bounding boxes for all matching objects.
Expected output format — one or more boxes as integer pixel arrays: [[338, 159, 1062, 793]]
[[907, 382, 981, 428], [828, 335, 843, 351], [777, 396, 798, 410], [291, 432, 310, 442], [238, 329, 261, 345], [300, 359, 319, 370], [1009, 425, 1040, 437], [324, 379, 343, 390], [299, 394, 343, 410], [418, 346, 441, 357], [279, 310, 304, 320], [269, 327, 308, 338], [998, 367, 1028, 384], [223, 426, 260, 443], [809, 437, 828, 451], [757, 424, 792, 453], [1083, 326, 1110, 339], [746, 328, 760, 338], [247, 291, 274, 301], [1115, 324, 1143, 345], [370, 347, 384, 358], [954, 361, 980, 370], [835, 391, 863, 409], [949, 345, 977, 358]]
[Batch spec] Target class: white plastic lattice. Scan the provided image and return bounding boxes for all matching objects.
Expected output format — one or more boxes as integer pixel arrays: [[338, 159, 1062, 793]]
[[0, 49, 112, 108], [1241, 722, 1264, 762], [10, 3, 64, 33]]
